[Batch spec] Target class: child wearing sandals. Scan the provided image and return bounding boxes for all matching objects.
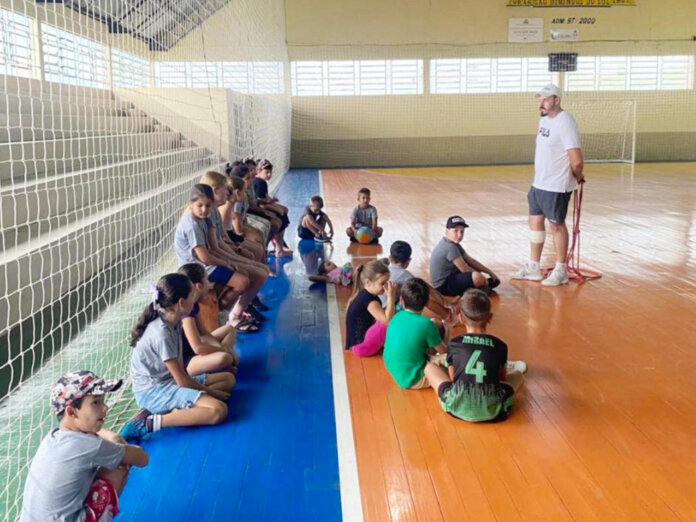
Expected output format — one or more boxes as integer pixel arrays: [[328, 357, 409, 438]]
[[20, 371, 148, 522], [120, 274, 236, 443], [178, 263, 239, 376], [345, 260, 396, 357], [423, 289, 528, 422], [174, 184, 261, 333]]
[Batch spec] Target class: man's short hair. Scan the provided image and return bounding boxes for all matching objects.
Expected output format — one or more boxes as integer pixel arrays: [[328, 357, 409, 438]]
[[400, 278, 430, 312], [390, 241, 412, 264], [460, 289, 491, 325]]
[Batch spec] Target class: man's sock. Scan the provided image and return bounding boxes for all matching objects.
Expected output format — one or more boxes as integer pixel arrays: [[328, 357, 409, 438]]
[[528, 260, 541, 271]]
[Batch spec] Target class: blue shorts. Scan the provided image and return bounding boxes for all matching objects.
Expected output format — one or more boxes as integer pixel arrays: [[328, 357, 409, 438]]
[[208, 266, 234, 285], [134, 375, 206, 414]]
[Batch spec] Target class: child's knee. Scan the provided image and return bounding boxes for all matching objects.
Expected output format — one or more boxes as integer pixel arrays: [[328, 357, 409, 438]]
[[211, 402, 228, 424], [472, 271, 487, 288]]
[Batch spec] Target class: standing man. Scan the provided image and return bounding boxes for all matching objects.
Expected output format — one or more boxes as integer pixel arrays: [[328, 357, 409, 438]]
[[512, 83, 584, 286]]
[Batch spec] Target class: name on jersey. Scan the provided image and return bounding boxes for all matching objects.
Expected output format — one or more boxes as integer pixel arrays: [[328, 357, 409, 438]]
[[462, 335, 494, 347], [539, 126, 550, 138]]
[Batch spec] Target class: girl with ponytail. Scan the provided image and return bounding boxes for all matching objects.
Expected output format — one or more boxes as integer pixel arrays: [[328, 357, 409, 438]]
[[345, 260, 397, 357], [120, 273, 235, 443]]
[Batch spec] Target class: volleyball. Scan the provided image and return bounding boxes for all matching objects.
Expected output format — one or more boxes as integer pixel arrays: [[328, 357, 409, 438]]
[[355, 226, 374, 244]]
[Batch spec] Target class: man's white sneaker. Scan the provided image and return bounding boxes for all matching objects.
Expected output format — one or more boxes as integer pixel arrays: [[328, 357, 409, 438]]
[[541, 269, 569, 286], [506, 360, 528, 374], [511, 265, 543, 281]]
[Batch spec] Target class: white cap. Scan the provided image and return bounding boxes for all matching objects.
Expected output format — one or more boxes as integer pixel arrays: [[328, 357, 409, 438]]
[[537, 83, 561, 99]]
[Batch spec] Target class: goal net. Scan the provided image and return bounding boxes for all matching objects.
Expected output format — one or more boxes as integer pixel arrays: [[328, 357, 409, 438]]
[[0, 0, 290, 518]]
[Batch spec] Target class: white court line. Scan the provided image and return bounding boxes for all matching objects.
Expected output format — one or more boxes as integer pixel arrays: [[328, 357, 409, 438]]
[[319, 170, 364, 522]]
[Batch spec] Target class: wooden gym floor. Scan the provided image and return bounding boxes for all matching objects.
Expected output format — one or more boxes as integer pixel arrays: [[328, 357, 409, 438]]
[[321, 163, 696, 521]]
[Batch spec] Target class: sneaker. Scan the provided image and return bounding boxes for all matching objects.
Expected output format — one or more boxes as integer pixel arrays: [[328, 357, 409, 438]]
[[506, 360, 528, 374], [511, 265, 543, 281], [541, 268, 569, 286], [120, 409, 151, 443]]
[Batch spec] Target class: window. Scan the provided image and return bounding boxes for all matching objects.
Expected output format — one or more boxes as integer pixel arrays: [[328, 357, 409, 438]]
[[430, 57, 558, 94], [41, 24, 106, 88], [156, 61, 284, 93], [565, 55, 694, 91], [0, 8, 33, 78], [155, 62, 187, 87], [291, 60, 423, 96], [111, 49, 149, 88]]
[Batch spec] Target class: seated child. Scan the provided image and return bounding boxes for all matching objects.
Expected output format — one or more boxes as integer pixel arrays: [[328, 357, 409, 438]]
[[429, 216, 500, 297], [424, 289, 528, 422], [120, 273, 236, 442], [380, 240, 459, 323], [383, 278, 449, 389], [309, 260, 353, 285], [345, 260, 396, 357], [179, 263, 239, 376], [346, 187, 382, 243], [298, 195, 334, 242], [252, 159, 293, 257], [20, 371, 148, 522]]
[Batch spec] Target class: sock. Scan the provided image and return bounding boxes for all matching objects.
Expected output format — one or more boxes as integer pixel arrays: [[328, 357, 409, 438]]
[[146, 414, 162, 433], [528, 260, 540, 270], [555, 262, 567, 272]]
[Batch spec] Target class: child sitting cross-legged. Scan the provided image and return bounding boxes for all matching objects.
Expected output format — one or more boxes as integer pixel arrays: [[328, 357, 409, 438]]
[[120, 273, 235, 443], [20, 371, 148, 522], [383, 278, 449, 389], [178, 263, 239, 376], [346, 187, 382, 243], [424, 289, 528, 423]]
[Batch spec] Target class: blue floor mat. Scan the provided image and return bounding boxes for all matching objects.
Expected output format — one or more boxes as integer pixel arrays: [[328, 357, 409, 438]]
[[118, 169, 341, 521]]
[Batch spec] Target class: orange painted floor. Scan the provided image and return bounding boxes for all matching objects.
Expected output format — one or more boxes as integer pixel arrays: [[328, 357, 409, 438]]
[[321, 163, 696, 522]]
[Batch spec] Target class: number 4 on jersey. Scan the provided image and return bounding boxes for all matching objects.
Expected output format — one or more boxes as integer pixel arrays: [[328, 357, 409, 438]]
[[465, 349, 487, 383]]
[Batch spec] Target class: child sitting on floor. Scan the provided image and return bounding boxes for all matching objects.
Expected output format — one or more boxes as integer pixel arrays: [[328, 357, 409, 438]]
[[346, 187, 382, 243], [345, 260, 396, 357], [20, 371, 148, 522], [309, 260, 353, 285], [298, 195, 334, 242], [383, 278, 449, 389], [120, 273, 235, 443], [379, 240, 459, 324], [178, 263, 239, 376], [424, 289, 528, 422]]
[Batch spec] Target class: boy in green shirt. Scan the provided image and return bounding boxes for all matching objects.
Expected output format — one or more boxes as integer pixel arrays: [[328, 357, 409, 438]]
[[384, 278, 448, 389]]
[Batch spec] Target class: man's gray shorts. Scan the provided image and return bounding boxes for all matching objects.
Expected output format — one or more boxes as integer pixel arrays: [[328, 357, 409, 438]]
[[527, 186, 571, 225]]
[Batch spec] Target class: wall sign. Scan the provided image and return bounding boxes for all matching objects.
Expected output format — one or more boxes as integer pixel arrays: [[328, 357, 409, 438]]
[[508, 18, 544, 43]]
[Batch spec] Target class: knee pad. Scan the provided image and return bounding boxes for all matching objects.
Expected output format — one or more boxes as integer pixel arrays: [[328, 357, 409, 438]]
[[530, 229, 546, 244]]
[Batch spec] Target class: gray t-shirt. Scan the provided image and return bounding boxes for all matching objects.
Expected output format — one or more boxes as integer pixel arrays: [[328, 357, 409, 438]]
[[130, 317, 183, 392], [20, 429, 124, 522], [174, 212, 214, 275], [379, 265, 414, 306], [233, 198, 248, 224], [350, 205, 378, 228], [430, 237, 467, 289], [208, 206, 225, 243]]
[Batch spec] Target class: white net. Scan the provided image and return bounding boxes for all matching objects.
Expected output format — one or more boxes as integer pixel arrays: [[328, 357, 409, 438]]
[[0, 0, 290, 518], [289, 43, 695, 168]]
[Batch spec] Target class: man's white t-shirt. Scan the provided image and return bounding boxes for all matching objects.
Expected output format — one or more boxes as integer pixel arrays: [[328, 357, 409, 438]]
[[533, 110, 581, 193]]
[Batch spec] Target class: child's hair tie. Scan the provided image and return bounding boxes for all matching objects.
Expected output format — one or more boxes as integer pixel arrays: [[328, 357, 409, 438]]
[[143, 285, 160, 309]]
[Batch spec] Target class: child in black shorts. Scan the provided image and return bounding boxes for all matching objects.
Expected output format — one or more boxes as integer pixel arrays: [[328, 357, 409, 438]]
[[424, 289, 528, 422], [298, 195, 334, 241]]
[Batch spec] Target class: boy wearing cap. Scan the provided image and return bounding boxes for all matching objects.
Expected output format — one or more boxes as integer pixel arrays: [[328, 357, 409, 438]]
[[20, 371, 148, 522], [512, 83, 584, 286], [429, 216, 500, 297]]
